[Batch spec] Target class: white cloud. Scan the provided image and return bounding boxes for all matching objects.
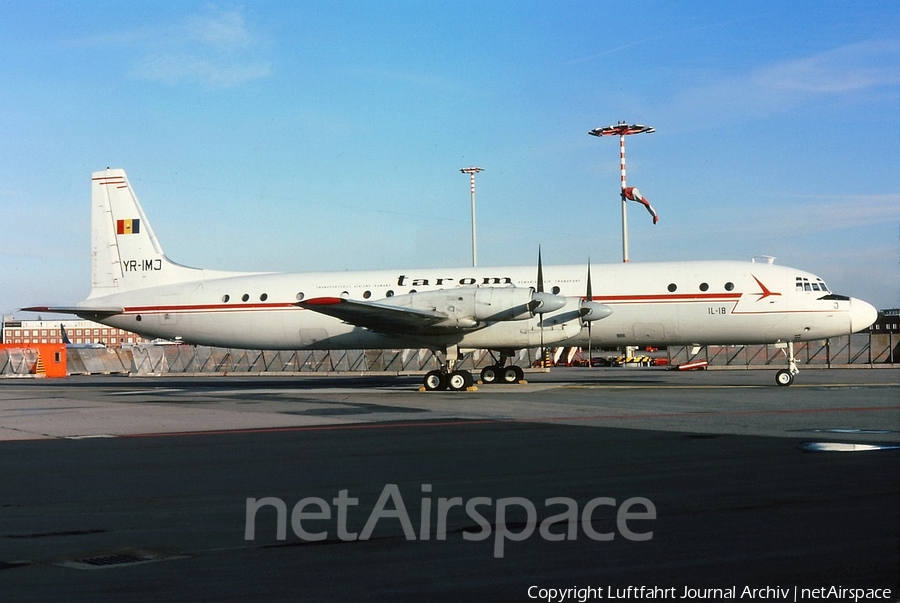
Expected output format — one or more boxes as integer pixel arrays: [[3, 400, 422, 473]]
[[181, 7, 257, 49], [754, 39, 900, 94], [131, 51, 270, 89], [784, 193, 900, 231], [668, 39, 900, 123], [712, 193, 900, 239], [81, 5, 272, 89]]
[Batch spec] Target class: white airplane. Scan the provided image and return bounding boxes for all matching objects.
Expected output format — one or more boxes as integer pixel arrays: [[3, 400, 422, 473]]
[[59, 323, 106, 349], [25, 168, 878, 389]]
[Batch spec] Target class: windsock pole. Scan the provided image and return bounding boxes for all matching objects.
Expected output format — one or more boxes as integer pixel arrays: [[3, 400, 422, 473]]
[[589, 122, 655, 263], [619, 133, 629, 262]]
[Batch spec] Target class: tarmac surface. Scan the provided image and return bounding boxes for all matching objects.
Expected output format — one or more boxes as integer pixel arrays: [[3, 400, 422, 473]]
[[1, 367, 898, 601]]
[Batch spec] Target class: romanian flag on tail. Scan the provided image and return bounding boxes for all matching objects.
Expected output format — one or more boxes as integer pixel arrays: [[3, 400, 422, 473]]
[[623, 187, 658, 224], [116, 219, 141, 235]]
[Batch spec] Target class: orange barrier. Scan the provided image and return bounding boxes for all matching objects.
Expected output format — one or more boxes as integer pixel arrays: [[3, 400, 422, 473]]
[[0, 344, 67, 378]]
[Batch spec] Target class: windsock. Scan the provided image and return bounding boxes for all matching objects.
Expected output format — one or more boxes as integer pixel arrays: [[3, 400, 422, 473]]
[[622, 186, 658, 224]]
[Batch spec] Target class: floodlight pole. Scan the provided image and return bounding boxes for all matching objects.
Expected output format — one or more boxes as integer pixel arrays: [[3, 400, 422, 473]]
[[589, 122, 655, 263], [460, 167, 483, 267]]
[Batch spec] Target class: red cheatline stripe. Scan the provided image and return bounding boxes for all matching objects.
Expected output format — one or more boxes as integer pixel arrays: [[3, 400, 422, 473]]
[[592, 293, 742, 303], [122, 293, 745, 315], [301, 297, 343, 305]]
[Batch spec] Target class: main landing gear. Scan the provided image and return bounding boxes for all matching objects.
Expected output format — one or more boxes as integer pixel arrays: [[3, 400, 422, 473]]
[[479, 350, 525, 385], [422, 369, 475, 392], [421, 348, 526, 391], [421, 345, 476, 392], [774, 341, 799, 386]]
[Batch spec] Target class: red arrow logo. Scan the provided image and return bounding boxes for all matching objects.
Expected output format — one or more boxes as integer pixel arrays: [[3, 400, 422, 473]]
[[751, 275, 782, 301]]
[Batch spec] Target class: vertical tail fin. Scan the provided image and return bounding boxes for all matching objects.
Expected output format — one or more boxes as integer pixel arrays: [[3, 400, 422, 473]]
[[89, 168, 202, 296]]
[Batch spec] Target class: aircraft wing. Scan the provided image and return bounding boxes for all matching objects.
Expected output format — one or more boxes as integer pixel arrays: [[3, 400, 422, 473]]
[[296, 297, 457, 334], [21, 306, 124, 320]]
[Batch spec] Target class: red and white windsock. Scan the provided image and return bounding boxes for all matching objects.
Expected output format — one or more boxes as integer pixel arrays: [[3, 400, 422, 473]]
[[623, 186, 659, 224]]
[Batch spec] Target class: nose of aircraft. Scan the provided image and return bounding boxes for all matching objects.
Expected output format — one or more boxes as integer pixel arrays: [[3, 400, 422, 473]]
[[849, 298, 878, 333]]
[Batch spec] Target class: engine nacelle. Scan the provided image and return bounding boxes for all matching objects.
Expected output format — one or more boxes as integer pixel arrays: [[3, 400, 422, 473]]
[[471, 287, 565, 321], [579, 300, 613, 321]]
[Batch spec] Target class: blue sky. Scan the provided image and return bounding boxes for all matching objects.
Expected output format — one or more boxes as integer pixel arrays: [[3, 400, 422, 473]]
[[2, 0, 899, 318]]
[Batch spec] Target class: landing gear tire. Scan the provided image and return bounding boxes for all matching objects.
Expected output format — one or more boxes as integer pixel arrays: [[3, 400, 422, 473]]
[[500, 366, 523, 384], [448, 370, 474, 391], [480, 365, 499, 384], [775, 369, 794, 387], [423, 370, 448, 391]]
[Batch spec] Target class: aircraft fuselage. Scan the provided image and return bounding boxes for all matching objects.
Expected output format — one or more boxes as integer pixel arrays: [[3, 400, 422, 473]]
[[83, 260, 872, 351]]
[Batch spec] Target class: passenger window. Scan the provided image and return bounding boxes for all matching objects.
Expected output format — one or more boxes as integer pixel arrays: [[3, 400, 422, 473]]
[[667, 283, 677, 292], [724, 282, 734, 291], [699, 283, 709, 292]]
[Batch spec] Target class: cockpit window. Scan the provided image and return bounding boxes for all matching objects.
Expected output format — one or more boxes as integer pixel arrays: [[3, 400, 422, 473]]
[[796, 276, 830, 293]]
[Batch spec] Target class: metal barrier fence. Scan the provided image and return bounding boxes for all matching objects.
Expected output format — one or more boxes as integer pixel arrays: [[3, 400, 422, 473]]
[[666, 333, 898, 368], [1, 333, 896, 378], [126, 346, 537, 375], [67, 348, 132, 375], [0, 348, 38, 377]]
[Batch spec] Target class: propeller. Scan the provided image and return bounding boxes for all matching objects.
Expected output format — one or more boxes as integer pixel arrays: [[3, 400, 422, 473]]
[[579, 260, 613, 367], [537, 247, 545, 367], [528, 246, 565, 314], [532, 247, 564, 367], [585, 260, 593, 365], [537, 247, 544, 293]]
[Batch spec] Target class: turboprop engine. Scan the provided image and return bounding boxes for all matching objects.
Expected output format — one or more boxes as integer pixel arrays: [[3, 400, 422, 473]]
[[579, 300, 613, 321], [393, 286, 566, 327]]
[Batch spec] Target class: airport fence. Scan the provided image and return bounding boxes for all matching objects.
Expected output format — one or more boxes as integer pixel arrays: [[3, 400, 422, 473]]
[[0, 333, 895, 378], [66, 348, 132, 375], [0, 348, 38, 377], [666, 332, 898, 368], [125, 346, 536, 375]]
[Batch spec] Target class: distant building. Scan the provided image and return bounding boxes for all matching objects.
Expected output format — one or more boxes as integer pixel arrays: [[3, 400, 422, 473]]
[[1, 319, 147, 348], [869, 309, 900, 333]]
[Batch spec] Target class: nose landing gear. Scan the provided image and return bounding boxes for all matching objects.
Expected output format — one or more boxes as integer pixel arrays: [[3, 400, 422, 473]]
[[774, 341, 799, 386]]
